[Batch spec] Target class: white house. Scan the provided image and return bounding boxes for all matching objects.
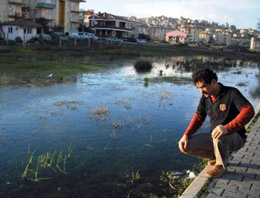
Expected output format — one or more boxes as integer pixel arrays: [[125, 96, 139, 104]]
[[0, 19, 42, 43]]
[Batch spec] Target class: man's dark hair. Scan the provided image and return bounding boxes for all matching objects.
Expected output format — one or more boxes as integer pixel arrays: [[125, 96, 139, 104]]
[[192, 68, 218, 84]]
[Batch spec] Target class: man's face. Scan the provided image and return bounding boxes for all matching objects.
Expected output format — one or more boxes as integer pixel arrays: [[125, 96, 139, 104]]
[[196, 80, 214, 97]]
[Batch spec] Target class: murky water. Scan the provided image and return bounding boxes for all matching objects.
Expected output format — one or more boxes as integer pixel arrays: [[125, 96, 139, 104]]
[[0, 56, 259, 197]]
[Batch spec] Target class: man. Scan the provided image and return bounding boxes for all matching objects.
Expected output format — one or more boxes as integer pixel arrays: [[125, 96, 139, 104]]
[[178, 68, 255, 178]]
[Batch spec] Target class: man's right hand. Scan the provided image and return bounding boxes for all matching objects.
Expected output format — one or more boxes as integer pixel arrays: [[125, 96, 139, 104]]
[[178, 135, 189, 153]]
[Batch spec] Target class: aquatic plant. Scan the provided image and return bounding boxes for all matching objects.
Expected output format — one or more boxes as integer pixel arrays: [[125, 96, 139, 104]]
[[113, 121, 124, 129], [22, 150, 35, 180], [53, 100, 81, 111], [144, 77, 149, 86], [21, 144, 73, 182], [160, 171, 176, 190], [91, 107, 108, 116], [115, 100, 132, 109], [67, 143, 73, 160], [38, 151, 56, 168], [134, 59, 153, 73], [124, 170, 141, 184]]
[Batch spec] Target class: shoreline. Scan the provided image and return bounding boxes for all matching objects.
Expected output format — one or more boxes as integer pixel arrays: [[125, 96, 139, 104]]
[[1, 43, 259, 87]]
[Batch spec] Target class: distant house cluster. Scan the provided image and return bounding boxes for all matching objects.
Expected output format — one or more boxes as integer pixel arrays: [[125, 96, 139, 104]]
[[0, 1, 260, 50]]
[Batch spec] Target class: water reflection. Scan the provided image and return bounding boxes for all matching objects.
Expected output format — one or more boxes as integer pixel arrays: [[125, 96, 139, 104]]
[[0, 55, 259, 197]]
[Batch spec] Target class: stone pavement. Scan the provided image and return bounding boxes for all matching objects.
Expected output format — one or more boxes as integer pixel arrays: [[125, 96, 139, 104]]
[[199, 118, 260, 198]]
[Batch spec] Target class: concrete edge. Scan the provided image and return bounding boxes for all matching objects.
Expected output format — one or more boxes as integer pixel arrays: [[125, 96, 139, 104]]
[[180, 101, 260, 198]]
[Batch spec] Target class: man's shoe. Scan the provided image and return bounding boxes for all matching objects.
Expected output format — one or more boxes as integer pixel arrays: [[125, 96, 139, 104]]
[[206, 165, 227, 178], [207, 159, 216, 165]]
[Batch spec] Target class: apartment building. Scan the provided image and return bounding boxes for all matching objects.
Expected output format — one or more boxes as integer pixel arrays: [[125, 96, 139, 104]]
[[213, 33, 231, 46], [0, 0, 29, 22], [89, 12, 133, 38], [199, 31, 212, 44], [180, 25, 202, 43], [0, 0, 85, 33]]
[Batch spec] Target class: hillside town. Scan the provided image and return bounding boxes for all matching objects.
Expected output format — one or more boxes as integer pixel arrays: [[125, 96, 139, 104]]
[[0, 0, 260, 50]]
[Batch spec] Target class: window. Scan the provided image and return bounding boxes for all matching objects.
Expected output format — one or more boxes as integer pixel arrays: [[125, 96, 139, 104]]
[[24, 28, 26, 34], [27, 28, 32, 34], [8, 27, 13, 33]]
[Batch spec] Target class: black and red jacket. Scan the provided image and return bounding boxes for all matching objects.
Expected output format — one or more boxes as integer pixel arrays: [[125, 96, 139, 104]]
[[184, 83, 255, 139]]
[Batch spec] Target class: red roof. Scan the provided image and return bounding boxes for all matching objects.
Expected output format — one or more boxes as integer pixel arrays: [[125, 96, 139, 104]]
[[1, 19, 43, 28], [166, 30, 187, 38]]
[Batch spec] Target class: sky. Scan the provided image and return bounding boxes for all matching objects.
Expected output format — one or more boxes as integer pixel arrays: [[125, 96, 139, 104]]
[[80, 0, 260, 29]]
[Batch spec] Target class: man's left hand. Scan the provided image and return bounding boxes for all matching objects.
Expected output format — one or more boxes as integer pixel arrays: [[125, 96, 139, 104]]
[[212, 125, 228, 139]]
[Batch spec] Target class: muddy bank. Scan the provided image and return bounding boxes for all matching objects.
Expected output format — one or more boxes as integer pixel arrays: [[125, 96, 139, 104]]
[[0, 74, 77, 87]]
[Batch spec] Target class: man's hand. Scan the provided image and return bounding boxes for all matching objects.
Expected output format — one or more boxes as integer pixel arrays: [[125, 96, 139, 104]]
[[212, 125, 228, 139], [178, 135, 189, 153]]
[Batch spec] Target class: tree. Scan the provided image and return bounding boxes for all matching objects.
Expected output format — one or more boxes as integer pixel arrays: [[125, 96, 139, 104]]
[[257, 19, 260, 30], [35, 18, 49, 33]]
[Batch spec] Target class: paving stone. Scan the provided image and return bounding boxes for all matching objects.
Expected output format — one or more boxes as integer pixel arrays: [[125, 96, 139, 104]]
[[227, 166, 236, 174], [256, 174, 260, 180], [238, 187, 260, 198], [247, 168, 260, 175], [229, 180, 245, 189], [234, 166, 247, 172], [251, 183, 260, 192], [222, 190, 247, 198], [215, 183, 237, 193], [208, 187, 224, 196], [222, 173, 243, 181], [228, 160, 241, 166], [213, 178, 229, 185], [237, 180, 253, 189], [240, 163, 258, 169], [207, 193, 223, 198]]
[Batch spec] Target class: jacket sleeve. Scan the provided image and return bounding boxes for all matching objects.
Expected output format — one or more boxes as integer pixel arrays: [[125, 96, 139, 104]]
[[184, 113, 206, 136], [225, 103, 255, 134]]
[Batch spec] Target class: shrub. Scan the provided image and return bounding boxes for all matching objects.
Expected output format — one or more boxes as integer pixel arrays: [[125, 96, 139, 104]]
[[134, 59, 153, 73], [15, 36, 23, 43]]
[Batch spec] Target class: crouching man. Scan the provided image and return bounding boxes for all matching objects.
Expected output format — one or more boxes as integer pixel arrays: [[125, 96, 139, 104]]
[[178, 68, 255, 178]]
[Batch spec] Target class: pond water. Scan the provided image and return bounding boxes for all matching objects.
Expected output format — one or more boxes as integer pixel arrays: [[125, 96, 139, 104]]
[[0, 56, 259, 197]]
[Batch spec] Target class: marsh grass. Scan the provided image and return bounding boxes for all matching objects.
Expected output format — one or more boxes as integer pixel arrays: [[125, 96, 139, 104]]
[[123, 169, 141, 184], [53, 100, 81, 111], [22, 144, 73, 182], [91, 107, 109, 116]]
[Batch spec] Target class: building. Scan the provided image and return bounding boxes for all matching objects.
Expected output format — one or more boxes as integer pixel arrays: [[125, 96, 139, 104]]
[[230, 37, 250, 47], [131, 21, 149, 39], [213, 33, 231, 46], [165, 30, 188, 44], [0, 0, 29, 22], [148, 26, 173, 41], [1, 19, 42, 42], [199, 31, 212, 44], [88, 12, 133, 38], [250, 37, 260, 51], [179, 25, 203, 43], [0, 0, 86, 33]]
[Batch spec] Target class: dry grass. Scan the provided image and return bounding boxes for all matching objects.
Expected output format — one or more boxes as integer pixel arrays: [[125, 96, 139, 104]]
[[91, 107, 108, 116]]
